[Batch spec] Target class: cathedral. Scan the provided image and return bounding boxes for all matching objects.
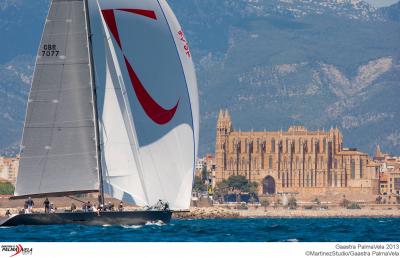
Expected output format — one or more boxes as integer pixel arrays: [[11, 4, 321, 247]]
[[214, 110, 380, 201]]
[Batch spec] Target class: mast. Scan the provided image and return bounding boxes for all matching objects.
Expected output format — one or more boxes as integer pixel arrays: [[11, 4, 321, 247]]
[[84, 0, 105, 206]]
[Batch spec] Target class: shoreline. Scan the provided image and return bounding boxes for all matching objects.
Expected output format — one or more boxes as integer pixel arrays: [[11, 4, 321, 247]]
[[172, 207, 400, 219], [1, 206, 399, 220]]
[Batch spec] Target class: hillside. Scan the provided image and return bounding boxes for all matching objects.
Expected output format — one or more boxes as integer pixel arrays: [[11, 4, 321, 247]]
[[0, 0, 399, 156]]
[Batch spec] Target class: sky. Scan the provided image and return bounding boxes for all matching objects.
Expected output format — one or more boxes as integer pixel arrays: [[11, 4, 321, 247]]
[[364, 0, 399, 7]]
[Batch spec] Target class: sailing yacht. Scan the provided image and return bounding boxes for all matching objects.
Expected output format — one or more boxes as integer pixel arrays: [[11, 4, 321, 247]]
[[0, 0, 199, 226]]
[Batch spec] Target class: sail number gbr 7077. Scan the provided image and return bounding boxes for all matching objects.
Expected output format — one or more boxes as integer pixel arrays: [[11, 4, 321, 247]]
[[41, 44, 59, 57]]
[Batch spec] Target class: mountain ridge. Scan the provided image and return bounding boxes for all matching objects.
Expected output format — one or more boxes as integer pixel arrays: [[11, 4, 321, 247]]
[[0, 0, 399, 157]]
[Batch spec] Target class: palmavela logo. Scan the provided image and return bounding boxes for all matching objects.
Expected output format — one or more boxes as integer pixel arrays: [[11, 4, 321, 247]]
[[1, 244, 32, 257]]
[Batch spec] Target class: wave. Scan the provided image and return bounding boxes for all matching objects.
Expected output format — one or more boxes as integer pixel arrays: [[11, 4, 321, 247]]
[[145, 220, 165, 226], [121, 225, 143, 229]]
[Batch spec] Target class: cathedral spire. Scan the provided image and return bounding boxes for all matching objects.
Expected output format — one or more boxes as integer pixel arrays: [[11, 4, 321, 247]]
[[375, 145, 383, 158], [218, 109, 224, 121], [224, 109, 231, 120]]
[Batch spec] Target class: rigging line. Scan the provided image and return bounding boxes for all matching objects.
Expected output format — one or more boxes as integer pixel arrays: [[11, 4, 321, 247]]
[[67, 196, 86, 204], [86, 0, 105, 205]]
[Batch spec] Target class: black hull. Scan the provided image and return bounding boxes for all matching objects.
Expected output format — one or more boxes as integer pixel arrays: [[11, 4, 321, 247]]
[[0, 210, 172, 227]]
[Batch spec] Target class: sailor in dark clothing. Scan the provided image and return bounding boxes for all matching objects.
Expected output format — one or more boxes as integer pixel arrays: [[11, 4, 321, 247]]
[[26, 197, 34, 213], [5, 209, 11, 217], [106, 202, 114, 211], [87, 201, 93, 212], [118, 201, 124, 212], [164, 202, 169, 211], [43, 198, 50, 213]]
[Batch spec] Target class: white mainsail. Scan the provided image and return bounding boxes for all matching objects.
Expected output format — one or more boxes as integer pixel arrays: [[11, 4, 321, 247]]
[[89, 0, 199, 210]]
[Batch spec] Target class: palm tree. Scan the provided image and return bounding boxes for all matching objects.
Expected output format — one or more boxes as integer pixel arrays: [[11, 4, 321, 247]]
[[260, 199, 270, 211]]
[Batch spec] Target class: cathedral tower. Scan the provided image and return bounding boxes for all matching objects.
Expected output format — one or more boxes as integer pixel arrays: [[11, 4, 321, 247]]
[[216, 109, 233, 173]]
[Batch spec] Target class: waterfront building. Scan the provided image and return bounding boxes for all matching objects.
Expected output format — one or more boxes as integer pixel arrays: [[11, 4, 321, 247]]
[[195, 157, 206, 178], [373, 146, 400, 197], [195, 154, 216, 190], [214, 109, 379, 202], [387, 168, 400, 196], [0, 156, 19, 185]]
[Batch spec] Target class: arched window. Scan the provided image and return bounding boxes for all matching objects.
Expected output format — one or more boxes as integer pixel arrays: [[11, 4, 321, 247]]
[[360, 159, 363, 179], [299, 138, 302, 153], [271, 138, 275, 153], [285, 139, 289, 153], [256, 139, 259, 153], [323, 138, 327, 153], [269, 155, 273, 169], [351, 159, 356, 179]]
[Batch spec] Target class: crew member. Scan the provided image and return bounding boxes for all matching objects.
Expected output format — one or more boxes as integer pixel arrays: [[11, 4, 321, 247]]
[[87, 201, 93, 212], [43, 197, 50, 213], [50, 203, 56, 213], [26, 197, 34, 213], [118, 201, 124, 212]]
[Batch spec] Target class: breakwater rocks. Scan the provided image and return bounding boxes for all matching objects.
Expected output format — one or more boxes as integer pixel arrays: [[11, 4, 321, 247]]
[[173, 207, 240, 219], [1, 206, 400, 220], [172, 207, 400, 220]]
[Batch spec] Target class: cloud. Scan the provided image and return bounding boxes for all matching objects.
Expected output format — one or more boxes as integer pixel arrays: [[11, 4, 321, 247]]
[[364, 0, 399, 7]]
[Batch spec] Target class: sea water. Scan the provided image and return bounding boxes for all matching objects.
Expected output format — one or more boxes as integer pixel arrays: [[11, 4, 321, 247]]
[[0, 218, 399, 242]]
